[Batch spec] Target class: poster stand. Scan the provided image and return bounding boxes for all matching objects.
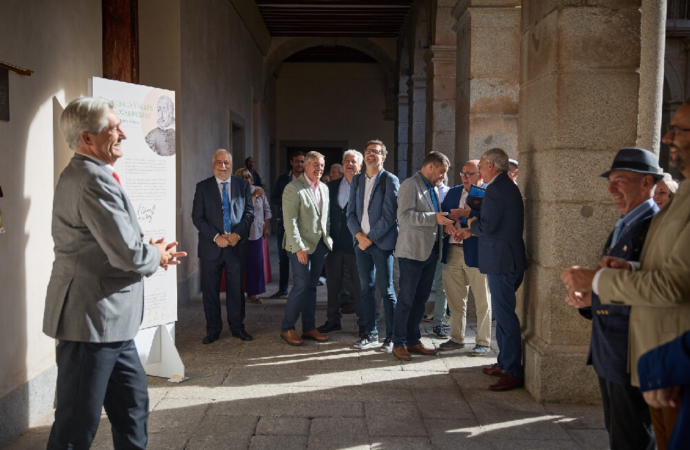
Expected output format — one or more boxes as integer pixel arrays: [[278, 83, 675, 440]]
[[135, 322, 187, 382]]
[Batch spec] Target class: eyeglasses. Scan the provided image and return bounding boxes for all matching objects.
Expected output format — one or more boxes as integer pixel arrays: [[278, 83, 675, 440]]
[[460, 171, 479, 178], [365, 149, 383, 155], [667, 125, 690, 136], [243, 175, 252, 180]]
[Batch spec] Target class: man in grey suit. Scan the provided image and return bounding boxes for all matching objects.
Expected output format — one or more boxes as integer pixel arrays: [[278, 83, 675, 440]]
[[392, 151, 454, 361], [43, 97, 185, 449]]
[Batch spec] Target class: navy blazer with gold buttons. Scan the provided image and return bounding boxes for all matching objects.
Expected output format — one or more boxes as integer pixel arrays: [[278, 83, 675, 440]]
[[579, 203, 658, 385]]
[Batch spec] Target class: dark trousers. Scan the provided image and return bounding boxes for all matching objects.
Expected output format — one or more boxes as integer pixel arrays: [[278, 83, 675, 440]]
[[487, 271, 524, 379], [276, 222, 290, 291], [201, 242, 248, 334], [393, 246, 439, 348], [281, 240, 329, 332], [355, 244, 397, 338], [47, 340, 148, 450], [599, 375, 655, 450], [324, 250, 362, 326]]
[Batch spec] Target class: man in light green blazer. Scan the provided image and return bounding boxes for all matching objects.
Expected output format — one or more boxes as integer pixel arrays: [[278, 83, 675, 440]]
[[280, 151, 333, 346]]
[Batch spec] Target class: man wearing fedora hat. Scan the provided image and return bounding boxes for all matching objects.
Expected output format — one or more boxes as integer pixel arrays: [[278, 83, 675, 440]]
[[562, 147, 661, 450], [563, 99, 690, 448]]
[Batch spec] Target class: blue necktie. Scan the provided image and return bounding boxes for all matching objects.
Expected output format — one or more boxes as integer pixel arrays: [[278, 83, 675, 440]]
[[221, 182, 232, 233], [610, 218, 625, 248]]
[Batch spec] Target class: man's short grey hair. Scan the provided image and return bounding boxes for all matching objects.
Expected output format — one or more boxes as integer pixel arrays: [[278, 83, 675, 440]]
[[211, 148, 231, 163], [483, 148, 510, 172], [660, 173, 680, 194], [305, 151, 325, 164], [422, 151, 450, 168], [343, 149, 363, 166], [330, 163, 344, 174], [59, 97, 113, 150], [365, 139, 387, 158]]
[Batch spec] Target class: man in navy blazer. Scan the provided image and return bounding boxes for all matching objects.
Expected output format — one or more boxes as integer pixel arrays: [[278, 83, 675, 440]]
[[638, 330, 690, 450], [563, 148, 661, 450], [457, 148, 527, 391], [347, 140, 400, 352], [192, 149, 254, 344], [439, 160, 492, 356]]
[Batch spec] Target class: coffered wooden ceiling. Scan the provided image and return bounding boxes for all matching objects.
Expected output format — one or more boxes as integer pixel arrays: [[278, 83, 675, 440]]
[[255, 0, 415, 37]]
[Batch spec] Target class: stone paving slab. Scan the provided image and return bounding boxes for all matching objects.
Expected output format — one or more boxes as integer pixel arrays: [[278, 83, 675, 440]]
[[6, 243, 608, 450]]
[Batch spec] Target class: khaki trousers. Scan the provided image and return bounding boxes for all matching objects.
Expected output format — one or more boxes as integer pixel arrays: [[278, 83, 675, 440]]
[[442, 245, 492, 346], [649, 404, 680, 450]]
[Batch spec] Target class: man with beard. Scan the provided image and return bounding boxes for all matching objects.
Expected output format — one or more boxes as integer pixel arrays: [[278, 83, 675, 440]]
[[346, 140, 400, 352], [392, 151, 453, 361], [145, 95, 175, 156], [268, 151, 306, 299], [562, 101, 690, 450]]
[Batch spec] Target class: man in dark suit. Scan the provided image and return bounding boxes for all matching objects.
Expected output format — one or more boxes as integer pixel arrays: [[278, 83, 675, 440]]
[[439, 160, 491, 355], [267, 151, 306, 299], [245, 156, 263, 187], [318, 150, 364, 335], [44, 97, 185, 449], [456, 148, 527, 391], [563, 148, 660, 450], [192, 149, 254, 344]]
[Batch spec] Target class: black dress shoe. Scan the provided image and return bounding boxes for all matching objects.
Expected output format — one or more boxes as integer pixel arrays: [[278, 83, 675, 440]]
[[202, 333, 220, 344], [317, 321, 342, 333], [232, 330, 254, 341], [267, 289, 288, 299]]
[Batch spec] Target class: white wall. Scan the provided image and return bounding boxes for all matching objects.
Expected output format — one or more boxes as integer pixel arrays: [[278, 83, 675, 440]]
[[0, 0, 101, 441], [276, 62, 395, 170]]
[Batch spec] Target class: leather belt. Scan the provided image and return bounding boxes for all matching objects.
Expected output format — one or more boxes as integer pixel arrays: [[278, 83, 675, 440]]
[[450, 242, 463, 247]]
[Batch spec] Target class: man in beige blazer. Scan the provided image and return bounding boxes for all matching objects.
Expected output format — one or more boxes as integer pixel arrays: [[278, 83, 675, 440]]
[[280, 151, 333, 345], [562, 101, 690, 450]]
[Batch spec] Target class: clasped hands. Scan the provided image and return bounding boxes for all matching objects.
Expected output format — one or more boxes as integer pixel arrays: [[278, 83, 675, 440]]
[[560, 256, 633, 308], [355, 232, 373, 251], [215, 233, 241, 248], [150, 238, 187, 270]]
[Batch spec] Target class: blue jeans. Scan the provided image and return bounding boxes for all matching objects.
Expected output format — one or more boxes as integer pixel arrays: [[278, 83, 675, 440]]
[[281, 241, 329, 332], [355, 244, 397, 338], [393, 246, 439, 348], [487, 271, 524, 378]]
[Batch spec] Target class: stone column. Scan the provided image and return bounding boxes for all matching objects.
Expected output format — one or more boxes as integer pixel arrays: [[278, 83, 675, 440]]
[[395, 75, 410, 178], [519, 1, 652, 403], [425, 45, 457, 183], [407, 74, 427, 173], [453, 0, 520, 173]]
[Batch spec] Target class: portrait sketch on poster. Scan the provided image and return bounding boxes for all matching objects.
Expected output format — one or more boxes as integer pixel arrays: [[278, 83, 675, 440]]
[[91, 77, 177, 329]]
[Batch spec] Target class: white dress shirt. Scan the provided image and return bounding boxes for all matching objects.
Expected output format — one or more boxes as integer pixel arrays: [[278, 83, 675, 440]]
[[360, 172, 378, 235]]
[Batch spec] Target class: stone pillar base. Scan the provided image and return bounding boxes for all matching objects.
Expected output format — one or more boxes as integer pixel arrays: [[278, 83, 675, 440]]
[[524, 335, 600, 404]]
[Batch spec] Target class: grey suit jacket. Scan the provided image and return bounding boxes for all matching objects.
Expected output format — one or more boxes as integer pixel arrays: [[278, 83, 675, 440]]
[[395, 172, 443, 261], [43, 153, 161, 343]]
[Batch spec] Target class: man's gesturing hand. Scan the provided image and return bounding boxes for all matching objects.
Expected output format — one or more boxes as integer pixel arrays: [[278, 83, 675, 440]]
[[560, 267, 597, 294], [643, 386, 681, 409], [151, 238, 187, 270], [436, 212, 453, 226], [449, 207, 471, 221]]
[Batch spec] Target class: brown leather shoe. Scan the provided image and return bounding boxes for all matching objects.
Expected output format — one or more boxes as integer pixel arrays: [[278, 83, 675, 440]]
[[482, 363, 506, 377], [301, 329, 329, 342], [393, 346, 412, 361], [489, 373, 524, 391], [407, 343, 437, 356], [280, 330, 303, 346]]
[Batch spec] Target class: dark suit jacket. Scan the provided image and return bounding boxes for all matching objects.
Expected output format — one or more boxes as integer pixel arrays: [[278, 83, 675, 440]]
[[638, 331, 690, 450], [580, 205, 657, 385], [346, 169, 400, 251], [328, 178, 355, 254], [441, 185, 479, 267], [192, 176, 254, 261], [469, 172, 527, 274], [271, 171, 294, 224]]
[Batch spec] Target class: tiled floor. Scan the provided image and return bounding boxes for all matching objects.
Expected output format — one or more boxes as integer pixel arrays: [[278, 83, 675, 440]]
[[6, 246, 608, 450]]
